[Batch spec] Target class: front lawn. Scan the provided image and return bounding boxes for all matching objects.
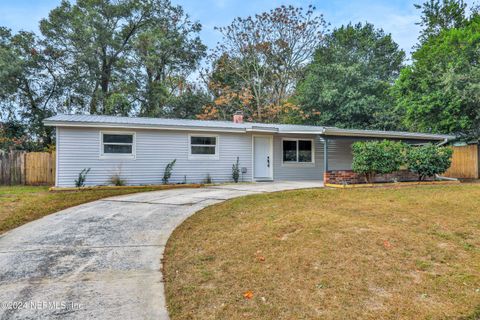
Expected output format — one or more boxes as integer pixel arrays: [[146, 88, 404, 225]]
[[164, 185, 480, 319], [0, 185, 173, 234]]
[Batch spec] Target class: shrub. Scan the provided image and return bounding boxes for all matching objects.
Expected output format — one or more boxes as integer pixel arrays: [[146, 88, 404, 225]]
[[352, 140, 406, 183], [110, 165, 126, 186], [406, 144, 453, 180], [232, 157, 240, 183], [74, 168, 91, 187], [162, 159, 177, 184], [109, 174, 126, 186]]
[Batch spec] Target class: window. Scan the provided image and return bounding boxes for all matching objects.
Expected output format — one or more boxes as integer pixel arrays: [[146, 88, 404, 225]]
[[283, 140, 297, 162], [282, 139, 313, 163], [189, 135, 218, 159], [101, 132, 135, 158]]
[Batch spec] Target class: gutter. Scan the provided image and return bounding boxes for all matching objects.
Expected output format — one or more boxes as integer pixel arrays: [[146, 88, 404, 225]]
[[321, 127, 453, 141], [43, 118, 456, 141], [246, 126, 279, 133], [43, 120, 248, 134]]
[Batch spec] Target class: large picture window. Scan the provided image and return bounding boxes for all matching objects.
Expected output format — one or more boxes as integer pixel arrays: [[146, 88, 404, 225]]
[[189, 135, 219, 159], [101, 132, 135, 158], [282, 139, 313, 163]]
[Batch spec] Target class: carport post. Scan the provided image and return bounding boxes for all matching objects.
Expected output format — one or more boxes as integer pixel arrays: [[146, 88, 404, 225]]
[[323, 137, 329, 183]]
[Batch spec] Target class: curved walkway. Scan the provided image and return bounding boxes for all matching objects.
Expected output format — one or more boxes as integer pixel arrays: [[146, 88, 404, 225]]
[[0, 181, 323, 320]]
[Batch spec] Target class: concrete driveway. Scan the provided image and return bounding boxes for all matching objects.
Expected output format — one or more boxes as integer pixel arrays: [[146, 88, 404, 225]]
[[0, 181, 323, 320]]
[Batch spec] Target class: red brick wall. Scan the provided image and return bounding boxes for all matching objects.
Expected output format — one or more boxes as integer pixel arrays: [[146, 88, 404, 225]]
[[324, 170, 433, 185]]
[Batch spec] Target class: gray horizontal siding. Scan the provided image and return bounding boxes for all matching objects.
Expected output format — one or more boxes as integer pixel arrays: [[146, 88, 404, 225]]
[[272, 136, 356, 178], [56, 128, 385, 187], [325, 137, 435, 171], [327, 138, 355, 170], [57, 127, 252, 187], [273, 134, 324, 181]]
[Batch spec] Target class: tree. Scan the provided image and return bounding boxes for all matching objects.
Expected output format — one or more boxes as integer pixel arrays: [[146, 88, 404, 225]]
[[296, 23, 405, 130], [0, 28, 62, 149], [351, 140, 406, 183], [134, 6, 206, 117], [165, 85, 211, 119], [40, 0, 205, 116], [0, 120, 28, 151], [202, 5, 327, 122], [415, 0, 468, 43], [198, 54, 251, 121], [406, 144, 453, 180], [394, 14, 480, 138], [40, 0, 143, 115]]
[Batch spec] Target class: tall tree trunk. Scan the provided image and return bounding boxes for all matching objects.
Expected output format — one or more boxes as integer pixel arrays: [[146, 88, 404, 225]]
[[100, 62, 111, 113], [90, 82, 99, 114]]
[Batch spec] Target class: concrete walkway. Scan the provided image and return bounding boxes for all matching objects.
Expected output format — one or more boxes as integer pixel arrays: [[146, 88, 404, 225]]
[[0, 181, 323, 320]]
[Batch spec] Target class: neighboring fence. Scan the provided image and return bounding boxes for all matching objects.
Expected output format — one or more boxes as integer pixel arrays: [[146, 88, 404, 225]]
[[0, 151, 55, 185], [444, 144, 479, 179]]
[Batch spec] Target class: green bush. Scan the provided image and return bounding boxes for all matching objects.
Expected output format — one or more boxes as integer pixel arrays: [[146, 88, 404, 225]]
[[232, 157, 240, 183], [406, 144, 453, 180], [352, 140, 406, 183]]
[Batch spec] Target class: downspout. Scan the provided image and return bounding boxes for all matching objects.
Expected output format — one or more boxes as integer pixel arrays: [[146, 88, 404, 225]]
[[435, 138, 458, 181], [436, 138, 449, 146], [322, 128, 329, 184]]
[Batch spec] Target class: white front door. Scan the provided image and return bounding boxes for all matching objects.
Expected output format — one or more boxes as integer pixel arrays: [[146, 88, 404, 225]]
[[253, 136, 273, 180]]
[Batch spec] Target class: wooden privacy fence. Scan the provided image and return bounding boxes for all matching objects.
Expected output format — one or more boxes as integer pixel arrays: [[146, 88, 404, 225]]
[[444, 144, 479, 179], [0, 151, 55, 185]]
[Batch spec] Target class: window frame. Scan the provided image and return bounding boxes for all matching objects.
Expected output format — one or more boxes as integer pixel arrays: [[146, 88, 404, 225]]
[[99, 131, 136, 159], [188, 133, 220, 160], [281, 138, 315, 165]]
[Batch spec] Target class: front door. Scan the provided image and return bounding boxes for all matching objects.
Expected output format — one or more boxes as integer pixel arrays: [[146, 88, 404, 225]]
[[253, 136, 273, 180]]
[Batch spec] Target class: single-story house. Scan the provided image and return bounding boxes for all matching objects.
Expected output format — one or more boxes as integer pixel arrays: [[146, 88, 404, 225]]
[[44, 114, 454, 187]]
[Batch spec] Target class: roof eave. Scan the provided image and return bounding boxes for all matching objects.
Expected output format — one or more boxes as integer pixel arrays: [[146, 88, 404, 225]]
[[278, 130, 324, 135], [43, 120, 247, 133], [246, 127, 279, 133], [322, 128, 453, 141]]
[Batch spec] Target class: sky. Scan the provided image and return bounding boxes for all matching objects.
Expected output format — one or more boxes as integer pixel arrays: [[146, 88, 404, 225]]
[[0, 0, 476, 59]]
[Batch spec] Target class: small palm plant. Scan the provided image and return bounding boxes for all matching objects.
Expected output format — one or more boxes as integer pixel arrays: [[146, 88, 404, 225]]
[[162, 159, 176, 184], [75, 168, 91, 187]]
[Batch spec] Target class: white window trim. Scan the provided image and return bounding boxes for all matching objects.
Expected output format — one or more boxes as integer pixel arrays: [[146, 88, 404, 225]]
[[281, 138, 315, 166], [188, 133, 220, 160], [99, 131, 136, 159]]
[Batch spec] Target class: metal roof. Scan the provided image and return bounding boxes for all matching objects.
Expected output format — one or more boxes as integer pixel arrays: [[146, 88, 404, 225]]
[[44, 114, 454, 141], [322, 127, 454, 141]]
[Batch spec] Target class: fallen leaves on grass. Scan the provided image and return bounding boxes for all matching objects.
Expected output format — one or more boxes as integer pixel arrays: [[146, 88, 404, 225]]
[[255, 250, 265, 262], [243, 291, 254, 299], [383, 240, 392, 249]]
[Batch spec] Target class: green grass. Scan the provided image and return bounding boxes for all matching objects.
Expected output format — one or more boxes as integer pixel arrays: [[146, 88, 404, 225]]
[[0, 185, 49, 195], [164, 184, 480, 320], [0, 185, 167, 233]]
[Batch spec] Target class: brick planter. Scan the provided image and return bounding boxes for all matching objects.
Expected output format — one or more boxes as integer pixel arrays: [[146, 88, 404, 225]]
[[324, 170, 433, 185]]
